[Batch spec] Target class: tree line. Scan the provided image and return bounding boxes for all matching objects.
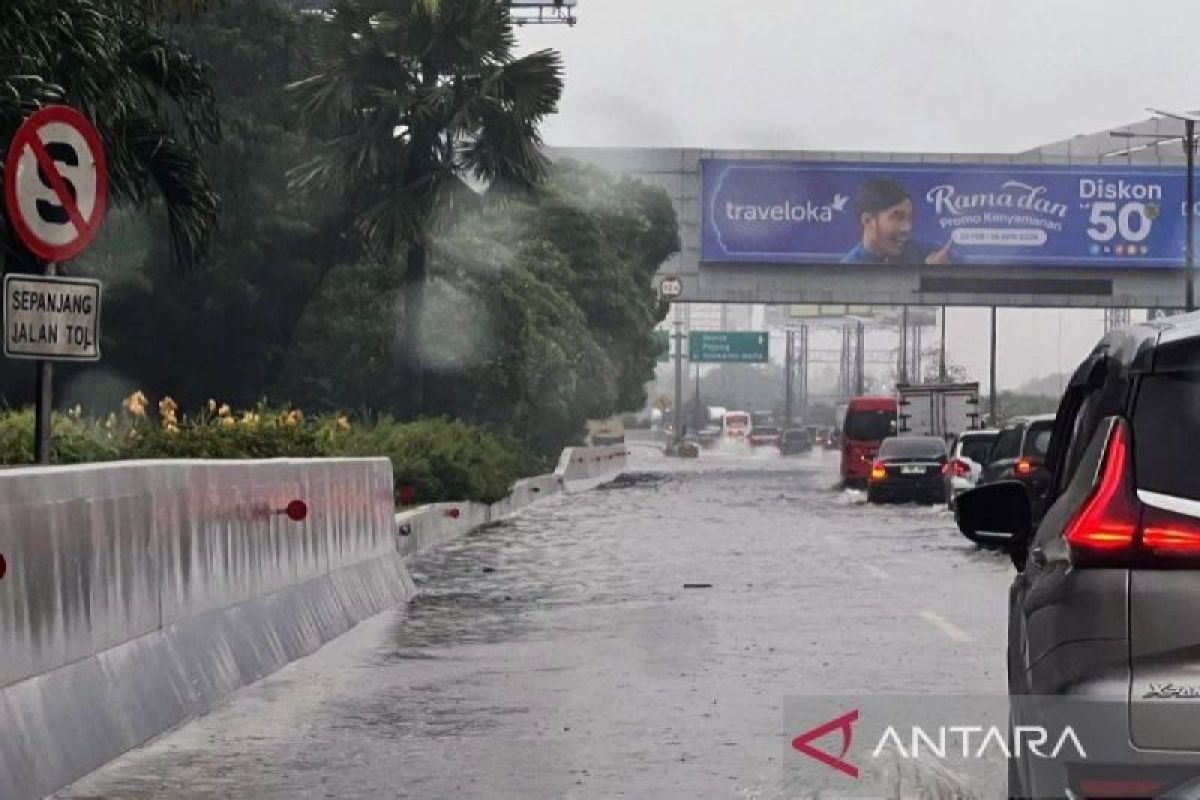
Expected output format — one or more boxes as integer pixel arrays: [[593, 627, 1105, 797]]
[[0, 0, 678, 463]]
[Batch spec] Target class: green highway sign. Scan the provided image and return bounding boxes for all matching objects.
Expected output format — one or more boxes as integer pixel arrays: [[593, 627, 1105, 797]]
[[688, 331, 769, 363]]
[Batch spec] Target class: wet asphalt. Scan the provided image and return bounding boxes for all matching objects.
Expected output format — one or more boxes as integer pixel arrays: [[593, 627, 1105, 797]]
[[58, 447, 1013, 799]]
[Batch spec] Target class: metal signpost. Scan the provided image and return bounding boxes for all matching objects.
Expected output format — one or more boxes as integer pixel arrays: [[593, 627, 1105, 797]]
[[3, 106, 108, 464], [688, 331, 769, 363]]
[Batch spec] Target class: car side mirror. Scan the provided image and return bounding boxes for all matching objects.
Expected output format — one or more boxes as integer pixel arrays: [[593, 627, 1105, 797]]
[[955, 481, 1032, 554]]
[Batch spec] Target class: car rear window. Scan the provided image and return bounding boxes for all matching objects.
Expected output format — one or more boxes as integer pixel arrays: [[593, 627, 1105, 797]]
[[1135, 372, 1200, 500], [844, 409, 895, 441], [958, 435, 996, 464], [879, 437, 946, 459], [990, 427, 1022, 461], [1022, 421, 1053, 458]]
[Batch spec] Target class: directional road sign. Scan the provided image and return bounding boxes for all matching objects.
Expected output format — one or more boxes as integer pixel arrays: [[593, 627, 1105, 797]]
[[688, 331, 769, 363]]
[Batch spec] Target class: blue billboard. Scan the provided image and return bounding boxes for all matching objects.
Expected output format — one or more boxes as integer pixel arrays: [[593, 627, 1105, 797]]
[[702, 160, 1199, 268]]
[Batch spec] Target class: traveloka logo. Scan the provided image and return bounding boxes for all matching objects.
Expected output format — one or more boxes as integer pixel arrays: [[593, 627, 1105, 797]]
[[724, 193, 849, 224]]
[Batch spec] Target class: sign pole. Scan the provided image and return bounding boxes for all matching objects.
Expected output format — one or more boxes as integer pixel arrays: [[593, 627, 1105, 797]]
[[673, 320, 684, 447], [33, 262, 57, 464]]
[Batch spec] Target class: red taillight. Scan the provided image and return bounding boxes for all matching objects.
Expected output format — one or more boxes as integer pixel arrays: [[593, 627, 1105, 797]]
[[1015, 458, 1034, 477], [869, 461, 886, 482], [1064, 420, 1139, 554], [1141, 505, 1200, 555], [1077, 779, 1165, 798]]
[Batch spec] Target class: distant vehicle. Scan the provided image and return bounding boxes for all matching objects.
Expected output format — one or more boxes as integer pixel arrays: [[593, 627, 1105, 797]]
[[691, 425, 722, 449], [975, 414, 1055, 499], [867, 436, 949, 504], [778, 428, 813, 456], [840, 396, 898, 487], [896, 382, 981, 440], [586, 418, 626, 446], [942, 429, 998, 509], [722, 410, 751, 440], [746, 426, 781, 448]]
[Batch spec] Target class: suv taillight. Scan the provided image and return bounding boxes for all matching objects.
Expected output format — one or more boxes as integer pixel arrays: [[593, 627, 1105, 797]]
[[1064, 419, 1200, 565], [1065, 419, 1139, 556], [869, 461, 886, 482]]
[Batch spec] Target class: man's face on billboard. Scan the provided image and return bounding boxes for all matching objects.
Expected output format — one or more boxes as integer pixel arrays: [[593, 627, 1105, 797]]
[[863, 199, 913, 260]]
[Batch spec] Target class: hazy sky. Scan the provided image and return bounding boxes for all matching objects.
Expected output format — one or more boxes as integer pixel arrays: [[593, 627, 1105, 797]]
[[516, 0, 1198, 390]]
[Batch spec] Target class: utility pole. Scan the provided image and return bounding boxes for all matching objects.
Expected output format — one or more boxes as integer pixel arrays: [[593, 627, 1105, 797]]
[[939, 305, 948, 382], [855, 321, 865, 395], [673, 320, 683, 446], [801, 323, 811, 417], [989, 307, 998, 424], [899, 306, 909, 384], [784, 329, 795, 425]]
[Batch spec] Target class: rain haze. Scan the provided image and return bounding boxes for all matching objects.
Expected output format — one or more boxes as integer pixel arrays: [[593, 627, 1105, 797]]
[[517, 0, 1200, 390]]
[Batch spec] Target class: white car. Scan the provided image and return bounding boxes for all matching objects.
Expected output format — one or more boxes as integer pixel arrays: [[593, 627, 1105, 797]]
[[943, 429, 998, 509]]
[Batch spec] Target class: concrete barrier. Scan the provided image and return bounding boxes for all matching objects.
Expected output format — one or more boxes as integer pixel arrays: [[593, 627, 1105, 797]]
[[0, 458, 406, 800], [555, 444, 629, 485], [0, 445, 627, 799]]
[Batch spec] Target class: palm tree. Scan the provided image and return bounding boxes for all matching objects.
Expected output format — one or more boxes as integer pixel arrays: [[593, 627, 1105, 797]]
[[0, 0, 219, 269], [289, 0, 563, 414]]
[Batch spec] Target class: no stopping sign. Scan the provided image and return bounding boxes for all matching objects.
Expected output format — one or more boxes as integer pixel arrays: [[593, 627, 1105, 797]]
[[4, 106, 108, 262]]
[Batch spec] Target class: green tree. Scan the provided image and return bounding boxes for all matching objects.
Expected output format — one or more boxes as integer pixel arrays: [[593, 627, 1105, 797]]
[[289, 0, 563, 413], [0, 0, 220, 270]]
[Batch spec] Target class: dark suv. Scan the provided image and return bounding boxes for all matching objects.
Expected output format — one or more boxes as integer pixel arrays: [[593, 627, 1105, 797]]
[[958, 315, 1200, 798], [976, 414, 1055, 498]]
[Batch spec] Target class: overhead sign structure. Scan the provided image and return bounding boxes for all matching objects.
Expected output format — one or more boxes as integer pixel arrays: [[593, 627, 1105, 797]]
[[689, 331, 769, 363], [4, 274, 102, 361], [5, 105, 108, 262], [703, 160, 1199, 269]]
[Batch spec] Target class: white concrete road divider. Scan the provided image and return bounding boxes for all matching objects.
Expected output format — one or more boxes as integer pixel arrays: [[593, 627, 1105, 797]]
[[0, 458, 406, 800], [0, 445, 627, 799]]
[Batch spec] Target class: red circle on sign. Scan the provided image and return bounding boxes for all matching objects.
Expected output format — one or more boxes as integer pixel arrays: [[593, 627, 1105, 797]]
[[4, 105, 108, 262]]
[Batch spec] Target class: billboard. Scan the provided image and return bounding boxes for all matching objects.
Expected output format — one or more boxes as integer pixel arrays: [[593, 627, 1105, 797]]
[[702, 160, 1198, 268]]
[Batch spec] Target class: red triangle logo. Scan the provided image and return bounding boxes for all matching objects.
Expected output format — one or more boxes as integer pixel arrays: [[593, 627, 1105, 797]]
[[791, 709, 859, 779]]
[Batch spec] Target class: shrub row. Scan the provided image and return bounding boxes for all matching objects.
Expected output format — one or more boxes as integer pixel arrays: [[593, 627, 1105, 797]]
[[0, 398, 531, 506]]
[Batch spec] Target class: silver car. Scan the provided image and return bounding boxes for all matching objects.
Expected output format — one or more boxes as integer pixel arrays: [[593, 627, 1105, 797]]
[[958, 315, 1200, 799], [943, 429, 997, 509]]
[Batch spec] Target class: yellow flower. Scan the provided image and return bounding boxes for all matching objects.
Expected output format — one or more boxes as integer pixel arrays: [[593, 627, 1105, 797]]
[[218, 404, 232, 418], [104, 413, 116, 431], [336, 414, 351, 431], [69, 404, 82, 419], [219, 416, 236, 428], [159, 396, 179, 427], [165, 421, 180, 436], [285, 410, 304, 427], [240, 411, 260, 427], [207, 399, 218, 413], [122, 390, 148, 418]]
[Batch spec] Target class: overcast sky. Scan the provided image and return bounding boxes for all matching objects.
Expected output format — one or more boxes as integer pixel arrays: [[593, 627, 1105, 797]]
[[516, 0, 1199, 390]]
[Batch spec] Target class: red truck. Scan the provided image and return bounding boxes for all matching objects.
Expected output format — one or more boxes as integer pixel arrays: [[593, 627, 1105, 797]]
[[839, 395, 899, 488]]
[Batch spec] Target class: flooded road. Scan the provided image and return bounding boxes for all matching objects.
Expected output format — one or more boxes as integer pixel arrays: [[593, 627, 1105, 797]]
[[60, 448, 1013, 799]]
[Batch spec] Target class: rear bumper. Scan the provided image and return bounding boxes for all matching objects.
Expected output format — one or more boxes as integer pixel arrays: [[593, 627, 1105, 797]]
[[868, 477, 943, 500]]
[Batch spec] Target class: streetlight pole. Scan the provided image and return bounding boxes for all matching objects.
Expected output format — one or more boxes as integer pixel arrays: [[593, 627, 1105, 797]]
[[1118, 109, 1200, 311]]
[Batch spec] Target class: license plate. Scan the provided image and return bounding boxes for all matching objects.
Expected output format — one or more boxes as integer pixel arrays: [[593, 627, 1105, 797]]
[[901, 466, 925, 475]]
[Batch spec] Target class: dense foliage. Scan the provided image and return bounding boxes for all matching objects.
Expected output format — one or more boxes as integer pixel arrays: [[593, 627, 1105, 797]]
[[0, 0, 679, 478], [0, 396, 527, 504]]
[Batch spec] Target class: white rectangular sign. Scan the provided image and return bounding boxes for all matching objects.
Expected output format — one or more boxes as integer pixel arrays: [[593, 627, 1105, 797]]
[[4, 274, 102, 361]]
